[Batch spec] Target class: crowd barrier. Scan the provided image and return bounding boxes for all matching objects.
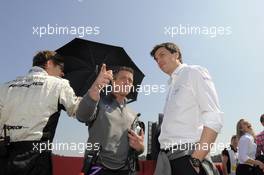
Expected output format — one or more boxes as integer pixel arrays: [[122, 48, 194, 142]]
[[52, 155, 223, 175]]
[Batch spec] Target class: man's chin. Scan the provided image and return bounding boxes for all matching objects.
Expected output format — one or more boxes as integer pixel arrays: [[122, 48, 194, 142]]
[[161, 69, 170, 75], [113, 91, 130, 97], [120, 92, 130, 96], [120, 92, 130, 97]]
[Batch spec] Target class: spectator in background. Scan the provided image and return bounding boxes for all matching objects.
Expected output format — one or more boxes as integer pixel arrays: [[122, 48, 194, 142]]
[[236, 119, 264, 175], [256, 114, 264, 157], [222, 135, 238, 175]]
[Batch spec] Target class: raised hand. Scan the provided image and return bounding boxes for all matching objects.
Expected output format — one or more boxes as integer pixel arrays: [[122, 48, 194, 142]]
[[88, 64, 113, 101]]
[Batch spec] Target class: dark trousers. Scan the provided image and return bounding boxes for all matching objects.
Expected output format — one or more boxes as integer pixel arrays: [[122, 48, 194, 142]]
[[0, 142, 52, 175], [236, 164, 254, 175], [169, 155, 206, 175], [255, 156, 264, 175]]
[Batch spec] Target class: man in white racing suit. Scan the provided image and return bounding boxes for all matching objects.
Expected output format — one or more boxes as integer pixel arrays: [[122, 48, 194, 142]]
[[0, 51, 82, 175]]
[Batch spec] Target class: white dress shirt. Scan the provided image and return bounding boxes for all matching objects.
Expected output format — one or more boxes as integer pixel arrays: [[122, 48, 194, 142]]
[[159, 64, 223, 149], [238, 133, 257, 164]]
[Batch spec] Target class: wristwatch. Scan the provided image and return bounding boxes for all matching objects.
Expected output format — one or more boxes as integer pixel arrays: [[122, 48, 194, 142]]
[[189, 156, 202, 167]]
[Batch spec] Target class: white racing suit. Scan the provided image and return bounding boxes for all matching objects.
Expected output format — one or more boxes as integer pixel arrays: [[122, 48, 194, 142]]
[[0, 66, 81, 175]]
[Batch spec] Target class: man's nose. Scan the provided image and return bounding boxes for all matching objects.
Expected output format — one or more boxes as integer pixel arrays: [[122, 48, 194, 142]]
[[123, 80, 130, 85]]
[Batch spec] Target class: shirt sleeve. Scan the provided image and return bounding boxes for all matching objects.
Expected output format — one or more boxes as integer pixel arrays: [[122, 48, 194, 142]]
[[76, 92, 99, 123], [0, 85, 5, 135], [192, 66, 224, 133], [256, 134, 262, 157], [238, 136, 250, 163], [59, 80, 82, 117]]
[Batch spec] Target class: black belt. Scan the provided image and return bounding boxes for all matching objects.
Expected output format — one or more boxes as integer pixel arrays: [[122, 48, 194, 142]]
[[8, 141, 49, 151], [160, 143, 196, 160]]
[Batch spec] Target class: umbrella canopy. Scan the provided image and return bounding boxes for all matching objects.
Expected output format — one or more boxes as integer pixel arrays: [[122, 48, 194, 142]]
[[56, 38, 145, 102]]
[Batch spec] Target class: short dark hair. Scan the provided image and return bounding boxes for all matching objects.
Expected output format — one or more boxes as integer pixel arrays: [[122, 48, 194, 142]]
[[113, 66, 134, 79], [231, 135, 237, 141], [33, 51, 64, 70], [260, 114, 264, 123], [150, 42, 182, 63]]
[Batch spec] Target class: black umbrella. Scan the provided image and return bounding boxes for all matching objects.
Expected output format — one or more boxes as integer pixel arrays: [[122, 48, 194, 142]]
[[56, 38, 145, 102]]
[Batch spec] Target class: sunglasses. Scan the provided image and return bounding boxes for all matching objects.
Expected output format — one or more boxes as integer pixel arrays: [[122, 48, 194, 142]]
[[56, 62, 64, 71]]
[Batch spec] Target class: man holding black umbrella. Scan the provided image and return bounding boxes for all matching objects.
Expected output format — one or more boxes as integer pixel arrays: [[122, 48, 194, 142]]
[[77, 64, 144, 175]]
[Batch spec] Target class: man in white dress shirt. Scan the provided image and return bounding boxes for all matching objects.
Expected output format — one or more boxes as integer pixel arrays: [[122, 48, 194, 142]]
[[151, 42, 223, 175]]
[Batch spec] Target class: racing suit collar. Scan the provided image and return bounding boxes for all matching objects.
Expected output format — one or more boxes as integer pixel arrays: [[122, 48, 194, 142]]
[[28, 66, 48, 76]]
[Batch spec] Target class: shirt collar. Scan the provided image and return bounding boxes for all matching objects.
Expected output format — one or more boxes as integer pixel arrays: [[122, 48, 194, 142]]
[[106, 94, 127, 108], [167, 63, 186, 85], [245, 132, 254, 138], [230, 145, 237, 152], [28, 66, 48, 76], [245, 132, 251, 136]]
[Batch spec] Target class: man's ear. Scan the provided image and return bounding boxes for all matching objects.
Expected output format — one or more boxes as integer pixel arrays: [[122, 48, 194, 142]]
[[44, 60, 54, 72], [47, 60, 54, 66], [46, 60, 55, 69], [46, 60, 51, 68], [173, 52, 179, 61]]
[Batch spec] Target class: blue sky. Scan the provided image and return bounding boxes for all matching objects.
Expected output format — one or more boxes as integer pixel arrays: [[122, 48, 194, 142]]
[[1, 0, 264, 156]]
